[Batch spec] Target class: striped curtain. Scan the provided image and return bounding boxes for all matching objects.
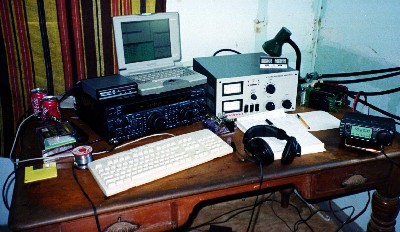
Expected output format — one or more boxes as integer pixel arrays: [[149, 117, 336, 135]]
[[0, 0, 166, 156]]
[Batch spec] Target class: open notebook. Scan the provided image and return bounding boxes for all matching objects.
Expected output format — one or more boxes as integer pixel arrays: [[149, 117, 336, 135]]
[[112, 12, 206, 95], [235, 109, 337, 159]]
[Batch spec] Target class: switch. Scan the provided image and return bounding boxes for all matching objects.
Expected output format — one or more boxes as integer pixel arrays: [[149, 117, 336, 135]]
[[244, 105, 249, 112]]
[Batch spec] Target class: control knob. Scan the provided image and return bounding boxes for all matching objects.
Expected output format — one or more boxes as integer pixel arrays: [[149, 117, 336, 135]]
[[282, 100, 293, 109], [180, 108, 196, 122], [147, 111, 167, 131], [265, 102, 276, 111], [251, 94, 257, 100], [377, 130, 393, 146], [265, 84, 276, 94]]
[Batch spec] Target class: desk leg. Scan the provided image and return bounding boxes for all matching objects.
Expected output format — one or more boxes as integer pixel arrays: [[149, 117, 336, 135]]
[[368, 163, 400, 232], [367, 191, 400, 232], [280, 188, 294, 208]]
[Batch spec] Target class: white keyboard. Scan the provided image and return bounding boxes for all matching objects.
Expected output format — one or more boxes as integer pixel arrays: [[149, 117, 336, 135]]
[[88, 129, 233, 196]]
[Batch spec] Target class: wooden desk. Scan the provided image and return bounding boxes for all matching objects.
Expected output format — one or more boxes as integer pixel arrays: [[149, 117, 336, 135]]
[[8, 106, 400, 231]]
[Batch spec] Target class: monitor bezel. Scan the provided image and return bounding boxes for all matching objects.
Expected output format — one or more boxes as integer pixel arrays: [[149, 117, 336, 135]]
[[112, 12, 181, 75]]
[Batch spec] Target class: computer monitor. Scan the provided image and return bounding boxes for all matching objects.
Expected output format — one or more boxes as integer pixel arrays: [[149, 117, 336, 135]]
[[113, 13, 182, 76]]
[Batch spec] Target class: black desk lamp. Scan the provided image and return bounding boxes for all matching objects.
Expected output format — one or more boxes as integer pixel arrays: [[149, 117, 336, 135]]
[[262, 27, 302, 78]]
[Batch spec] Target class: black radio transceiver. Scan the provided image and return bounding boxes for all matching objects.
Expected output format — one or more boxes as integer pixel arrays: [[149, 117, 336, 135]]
[[76, 85, 207, 144], [339, 112, 396, 146]]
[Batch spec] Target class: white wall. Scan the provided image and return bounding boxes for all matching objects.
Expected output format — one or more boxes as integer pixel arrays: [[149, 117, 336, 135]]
[[256, 0, 322, 77], [167, 0, 259, 65], [167, 0, 319, 77]]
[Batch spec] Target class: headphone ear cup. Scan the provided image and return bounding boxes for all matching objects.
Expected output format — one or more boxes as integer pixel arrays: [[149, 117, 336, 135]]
[[245, 137, 274, 165], [281, 137, 301, 165]]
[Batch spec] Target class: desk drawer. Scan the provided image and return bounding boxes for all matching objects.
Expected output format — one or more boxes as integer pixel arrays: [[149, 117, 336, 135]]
[[310, 160, 391, 199], [62, 201, 178, 231]]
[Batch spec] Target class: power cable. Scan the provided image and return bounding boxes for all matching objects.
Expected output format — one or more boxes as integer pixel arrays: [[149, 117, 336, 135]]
[[346, 86, 400, 96], [72, 166, 101, 232], [319, 67, 400, 78], [328, 191, 370, 227], [346, 93, 400, 122], [323, 71, 400, 84], [9, 114, 34, 159], [245, 161, 264, 232], [213, 49, 241, 56], [2, 169, 16, 211]]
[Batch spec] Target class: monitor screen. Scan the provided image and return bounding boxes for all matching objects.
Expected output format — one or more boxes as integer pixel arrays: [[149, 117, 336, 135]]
[[113, 13, 181, 75], [121, 19, 172, 64]]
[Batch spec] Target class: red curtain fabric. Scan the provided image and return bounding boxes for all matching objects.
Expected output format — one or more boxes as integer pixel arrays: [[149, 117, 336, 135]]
[[0, 0, 166, 156]]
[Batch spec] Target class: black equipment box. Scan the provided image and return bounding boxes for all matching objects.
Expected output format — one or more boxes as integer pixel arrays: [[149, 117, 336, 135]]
[[339, 112, 396, 146], [81, 74, 138, 100], [76, 85, 207, 144]]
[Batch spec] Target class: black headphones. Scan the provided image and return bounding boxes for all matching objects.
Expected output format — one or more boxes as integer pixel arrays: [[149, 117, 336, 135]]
[[242, 125, 301, 165]]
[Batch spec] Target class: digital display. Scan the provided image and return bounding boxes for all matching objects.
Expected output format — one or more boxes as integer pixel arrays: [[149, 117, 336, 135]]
[[222, 82, 243, 96], [275, 58, 287, 64], [260, 58, 273, 64], [350, 125, 372, 139], [222, 100, 242, 113]]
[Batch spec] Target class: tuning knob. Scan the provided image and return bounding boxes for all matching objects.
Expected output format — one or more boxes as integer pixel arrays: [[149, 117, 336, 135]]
[[377, 130, 393, 146], [266, 102, 275, 111], [265, 84, 276, 94], [282, 100, 293, 109], [180, 109, 196, 121], [147, 111, 166, 131]]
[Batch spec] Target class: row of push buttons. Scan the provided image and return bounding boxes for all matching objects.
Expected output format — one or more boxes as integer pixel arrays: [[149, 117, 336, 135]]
[[244, 104, 259, 113]]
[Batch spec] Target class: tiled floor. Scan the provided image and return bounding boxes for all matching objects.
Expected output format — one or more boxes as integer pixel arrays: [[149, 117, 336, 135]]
[[180, 191, 344, 232]]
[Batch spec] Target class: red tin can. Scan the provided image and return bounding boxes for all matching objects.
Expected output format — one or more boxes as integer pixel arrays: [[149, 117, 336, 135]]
[[41, 96, 61, 124], [30, 88, 47, 118]]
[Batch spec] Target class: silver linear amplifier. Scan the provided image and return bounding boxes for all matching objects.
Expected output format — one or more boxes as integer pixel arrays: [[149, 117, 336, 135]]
[[193, 53, 298, 119]]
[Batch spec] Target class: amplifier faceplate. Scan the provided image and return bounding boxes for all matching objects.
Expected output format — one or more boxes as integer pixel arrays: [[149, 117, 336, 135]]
[[194, 53, 298, 119]]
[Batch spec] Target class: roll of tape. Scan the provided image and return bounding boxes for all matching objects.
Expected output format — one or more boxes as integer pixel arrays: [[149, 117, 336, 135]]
[[72, 145, 93, 169]]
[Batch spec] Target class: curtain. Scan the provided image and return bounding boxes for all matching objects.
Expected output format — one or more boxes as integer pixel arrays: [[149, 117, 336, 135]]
[[0, 0, 166, 156]]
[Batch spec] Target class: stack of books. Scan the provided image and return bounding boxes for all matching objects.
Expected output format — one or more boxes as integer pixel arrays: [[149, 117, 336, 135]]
[[36, 121, 77, 159]]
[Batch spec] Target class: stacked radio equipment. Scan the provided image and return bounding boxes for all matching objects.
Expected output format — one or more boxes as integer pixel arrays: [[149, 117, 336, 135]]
[[76, 83, 207, 144]]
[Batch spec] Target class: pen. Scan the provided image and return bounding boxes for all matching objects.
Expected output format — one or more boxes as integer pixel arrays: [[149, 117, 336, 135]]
[[297, 114, 310, 129], [265, 118, 273, 125]]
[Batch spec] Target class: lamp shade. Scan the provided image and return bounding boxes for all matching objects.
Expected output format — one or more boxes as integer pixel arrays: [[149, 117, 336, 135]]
[[262, 27, 292, 57]]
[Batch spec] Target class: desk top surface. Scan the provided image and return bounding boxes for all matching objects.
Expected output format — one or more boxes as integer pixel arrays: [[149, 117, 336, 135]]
[[8, 106, 400, 230]]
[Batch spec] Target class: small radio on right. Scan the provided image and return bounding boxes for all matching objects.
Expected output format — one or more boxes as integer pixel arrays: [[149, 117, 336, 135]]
[[339, 112, 396, 146]]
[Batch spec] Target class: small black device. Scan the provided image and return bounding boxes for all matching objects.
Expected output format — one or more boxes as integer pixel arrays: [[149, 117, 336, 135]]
[[242, 125, 301, 165], [301, 82, 348, 112], [76, 85, 207, 144], [339, 112, 396, 146], [81, 74, 138, 100]]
